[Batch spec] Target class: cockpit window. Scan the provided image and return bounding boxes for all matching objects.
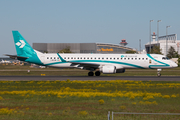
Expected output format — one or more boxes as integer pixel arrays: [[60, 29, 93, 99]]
[[162, 57, 169, 60]]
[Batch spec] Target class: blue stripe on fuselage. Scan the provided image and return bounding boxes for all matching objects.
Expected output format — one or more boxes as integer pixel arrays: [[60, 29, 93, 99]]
[[147, 54, 170, 68], [45, 60, 145, 69]]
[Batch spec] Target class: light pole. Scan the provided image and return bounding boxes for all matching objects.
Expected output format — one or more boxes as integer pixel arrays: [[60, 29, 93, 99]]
[[149, 20, 153, 53], [157, 20, 161, 44], [166, 25, 171, 56], [139, 39, 141, 54]]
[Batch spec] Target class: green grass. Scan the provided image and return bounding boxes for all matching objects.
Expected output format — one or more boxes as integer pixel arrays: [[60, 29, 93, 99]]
[[0, 80, 180, 120]]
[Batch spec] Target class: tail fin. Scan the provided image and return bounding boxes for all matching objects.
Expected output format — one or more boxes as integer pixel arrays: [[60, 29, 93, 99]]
[[12, 31, 34, 57], [12, 31, 43, 65]]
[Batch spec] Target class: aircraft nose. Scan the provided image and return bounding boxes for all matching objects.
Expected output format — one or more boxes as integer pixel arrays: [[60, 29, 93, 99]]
[[172, 62, 178, 67]]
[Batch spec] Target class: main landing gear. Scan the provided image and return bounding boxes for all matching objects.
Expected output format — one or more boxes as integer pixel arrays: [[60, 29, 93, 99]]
[[88, 71, 94, 76], [88, 71, 101, 76], [157, 69, 162, 77]]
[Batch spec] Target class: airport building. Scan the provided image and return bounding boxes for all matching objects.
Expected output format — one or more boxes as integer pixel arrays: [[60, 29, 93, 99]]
[[145, 33, 180, 55], [33, 39, 135, 54]]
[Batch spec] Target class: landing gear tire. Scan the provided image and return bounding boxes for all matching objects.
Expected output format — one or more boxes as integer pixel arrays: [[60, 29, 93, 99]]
[[95, 71, 101, 76], [88, 72, 94, 76], [157, 73, 161, 77]]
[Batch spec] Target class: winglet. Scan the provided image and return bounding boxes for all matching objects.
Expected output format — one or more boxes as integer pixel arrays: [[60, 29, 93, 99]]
[[57, 53, 66, 62]]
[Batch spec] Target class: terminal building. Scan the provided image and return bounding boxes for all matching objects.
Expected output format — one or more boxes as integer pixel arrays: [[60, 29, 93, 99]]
[[145, 32, 180, 55], [33, 39, 135, 54]]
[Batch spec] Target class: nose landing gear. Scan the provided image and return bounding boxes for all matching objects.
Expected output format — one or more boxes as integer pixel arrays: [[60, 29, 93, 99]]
[[157, 69, 162, 77]]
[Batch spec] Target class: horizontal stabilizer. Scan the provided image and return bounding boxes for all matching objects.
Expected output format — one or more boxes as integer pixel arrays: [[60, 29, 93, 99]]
[[4, 54, 28, 59]]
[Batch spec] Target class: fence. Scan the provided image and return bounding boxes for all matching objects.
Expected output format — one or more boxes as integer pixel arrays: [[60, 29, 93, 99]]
[[108, 111, 180, 120]]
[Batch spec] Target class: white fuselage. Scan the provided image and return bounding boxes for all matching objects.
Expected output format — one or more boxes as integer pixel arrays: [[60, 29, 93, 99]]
[[37, 53, 177, 70]]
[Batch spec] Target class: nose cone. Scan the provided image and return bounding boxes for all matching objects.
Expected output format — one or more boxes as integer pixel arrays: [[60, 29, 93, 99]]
[[172, 62, 178, 68]]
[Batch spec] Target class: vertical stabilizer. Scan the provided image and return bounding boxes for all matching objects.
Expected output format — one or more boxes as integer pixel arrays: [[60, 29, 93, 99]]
[[12, 31, 34, 57], [12, 31, 43, 65]]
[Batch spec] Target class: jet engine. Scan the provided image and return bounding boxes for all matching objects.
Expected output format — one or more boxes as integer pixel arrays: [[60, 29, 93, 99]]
[[101, 65, 116, 74]]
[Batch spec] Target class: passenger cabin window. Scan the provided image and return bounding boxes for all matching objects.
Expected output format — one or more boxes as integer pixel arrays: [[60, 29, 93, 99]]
[[142, 58, 144, 60], [124, 58, 126, 60], [47, 57, 49, 59], [106, 58, 108, 59], [135, 58, 137, 60], [128, 58, 130, 60], [131, 58, 133, 60]]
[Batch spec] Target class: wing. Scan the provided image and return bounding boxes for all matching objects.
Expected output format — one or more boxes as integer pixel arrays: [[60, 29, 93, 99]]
[[70, 62, 100, 70], [57, 53, 100, 70]]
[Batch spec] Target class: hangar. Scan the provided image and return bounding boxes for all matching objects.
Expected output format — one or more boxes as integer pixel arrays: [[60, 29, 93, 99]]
[[33, 39, 135, 54]]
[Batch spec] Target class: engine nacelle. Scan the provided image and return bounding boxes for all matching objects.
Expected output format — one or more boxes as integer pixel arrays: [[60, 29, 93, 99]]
[[116, 69, 125, 73], [101, 65, 116, 74]]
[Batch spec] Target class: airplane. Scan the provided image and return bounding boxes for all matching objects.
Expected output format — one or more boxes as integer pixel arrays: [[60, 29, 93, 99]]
[[0, 59, 11, 64], [5, 31, 178, 77]]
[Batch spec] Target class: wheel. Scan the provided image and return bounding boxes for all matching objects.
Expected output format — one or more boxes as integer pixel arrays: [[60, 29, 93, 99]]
[[157, 73, 161, 77], [95, 71, 101, 76], [88, 72, 94, 76]]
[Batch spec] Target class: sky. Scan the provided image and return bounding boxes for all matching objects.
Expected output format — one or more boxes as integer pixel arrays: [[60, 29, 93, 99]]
[[1, 0, 180, 57]]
